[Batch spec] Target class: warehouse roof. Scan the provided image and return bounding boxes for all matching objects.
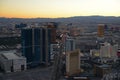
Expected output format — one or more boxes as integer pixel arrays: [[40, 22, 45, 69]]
[[0, 50, 16, 54], [0, 50, 25, 60], [2, 53, 20, 60]]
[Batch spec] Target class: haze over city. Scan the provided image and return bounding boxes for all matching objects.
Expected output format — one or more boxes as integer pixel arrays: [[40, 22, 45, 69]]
[[0, 0, 120, 80], [0, 0, 120, 18]]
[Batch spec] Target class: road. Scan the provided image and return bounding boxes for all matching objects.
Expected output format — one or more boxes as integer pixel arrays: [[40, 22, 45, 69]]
[[0, 66, 52, 80]]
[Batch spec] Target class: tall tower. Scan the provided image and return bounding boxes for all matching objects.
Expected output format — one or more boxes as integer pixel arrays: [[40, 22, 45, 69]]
[[98, 24, 105, 37], [21, 28, 52, 66], [47, 22, 57, 43], [65, 38, 76, 52]]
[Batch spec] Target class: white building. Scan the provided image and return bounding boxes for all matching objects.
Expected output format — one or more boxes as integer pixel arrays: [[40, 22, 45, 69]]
[[100, 42, 118, 62], [0, 51, 26, 73]]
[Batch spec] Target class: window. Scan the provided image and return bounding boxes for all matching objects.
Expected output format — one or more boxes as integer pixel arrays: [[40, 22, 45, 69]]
[[21, 65, 24, 70]]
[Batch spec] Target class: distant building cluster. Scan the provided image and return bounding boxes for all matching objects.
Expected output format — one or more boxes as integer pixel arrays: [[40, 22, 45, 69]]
[[0, 19, 120, 80]]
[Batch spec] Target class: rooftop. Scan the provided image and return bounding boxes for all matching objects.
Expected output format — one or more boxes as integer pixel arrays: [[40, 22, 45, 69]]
[[0, 50, 23, 60], [2, 53, 20, 60]]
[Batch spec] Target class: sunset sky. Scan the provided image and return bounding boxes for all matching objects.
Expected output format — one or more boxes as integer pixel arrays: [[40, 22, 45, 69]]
[[0, 0, 120, 18]]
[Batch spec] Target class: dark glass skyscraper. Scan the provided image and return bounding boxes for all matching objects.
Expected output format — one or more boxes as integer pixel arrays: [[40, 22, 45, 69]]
[[21, 28, 52, 66]]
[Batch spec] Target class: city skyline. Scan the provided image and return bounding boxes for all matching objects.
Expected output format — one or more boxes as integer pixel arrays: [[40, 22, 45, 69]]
[[0, 0, 120, 18]]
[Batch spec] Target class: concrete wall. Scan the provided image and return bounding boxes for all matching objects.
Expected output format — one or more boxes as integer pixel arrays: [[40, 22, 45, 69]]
[[0, 53, 26, 73]]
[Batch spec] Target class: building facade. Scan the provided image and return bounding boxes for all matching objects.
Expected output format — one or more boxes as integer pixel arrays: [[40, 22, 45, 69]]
[[65, 38, 76, 52], [100, 42, 118, 62], [66, 49, 81, 76], [98, 24, 105, 37], [21, 28, 53, 65], [0, 52, 26, 73]]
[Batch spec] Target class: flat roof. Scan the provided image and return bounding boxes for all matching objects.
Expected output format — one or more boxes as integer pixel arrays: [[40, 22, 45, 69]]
[[0, 50, 16, 54], [2, 53, 20, 60], [0, 50, 25, 60]]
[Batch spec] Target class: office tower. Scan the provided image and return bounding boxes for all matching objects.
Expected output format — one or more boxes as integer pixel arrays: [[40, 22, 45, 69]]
[[98, 24, 105, 37], [47, 23, 57, 43], [65, 38, 75, 52], [21, 28, 52, 65], [66, 49, 81, 76]]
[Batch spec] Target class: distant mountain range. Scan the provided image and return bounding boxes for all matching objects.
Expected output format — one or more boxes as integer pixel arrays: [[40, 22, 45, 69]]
[[0, 16, 120, 25]]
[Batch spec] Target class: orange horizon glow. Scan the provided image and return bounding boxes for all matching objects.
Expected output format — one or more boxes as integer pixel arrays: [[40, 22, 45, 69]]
[[1, 15, 120, 19], [0, 0, 120, 18]]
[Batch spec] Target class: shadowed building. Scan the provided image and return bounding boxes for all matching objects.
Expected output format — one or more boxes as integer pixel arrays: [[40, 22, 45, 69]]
[[0, 51, 26, 73], [21, 27, 54, 66]]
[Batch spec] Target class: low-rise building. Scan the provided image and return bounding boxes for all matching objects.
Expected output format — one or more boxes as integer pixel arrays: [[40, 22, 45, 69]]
[[0, 51, 26, 73], [94, 64, 111, 77]]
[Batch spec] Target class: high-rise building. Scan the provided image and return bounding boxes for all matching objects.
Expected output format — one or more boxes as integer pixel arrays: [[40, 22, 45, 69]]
[[47, 23, 57, 43], [21, 28, 53, 65], [65, 38, 76, 52], [98, 24, 105, 37], [66, 49, 81, 76]]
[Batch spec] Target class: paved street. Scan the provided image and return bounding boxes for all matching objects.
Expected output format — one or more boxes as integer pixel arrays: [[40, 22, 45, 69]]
[[0, 66, 52, 80]]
